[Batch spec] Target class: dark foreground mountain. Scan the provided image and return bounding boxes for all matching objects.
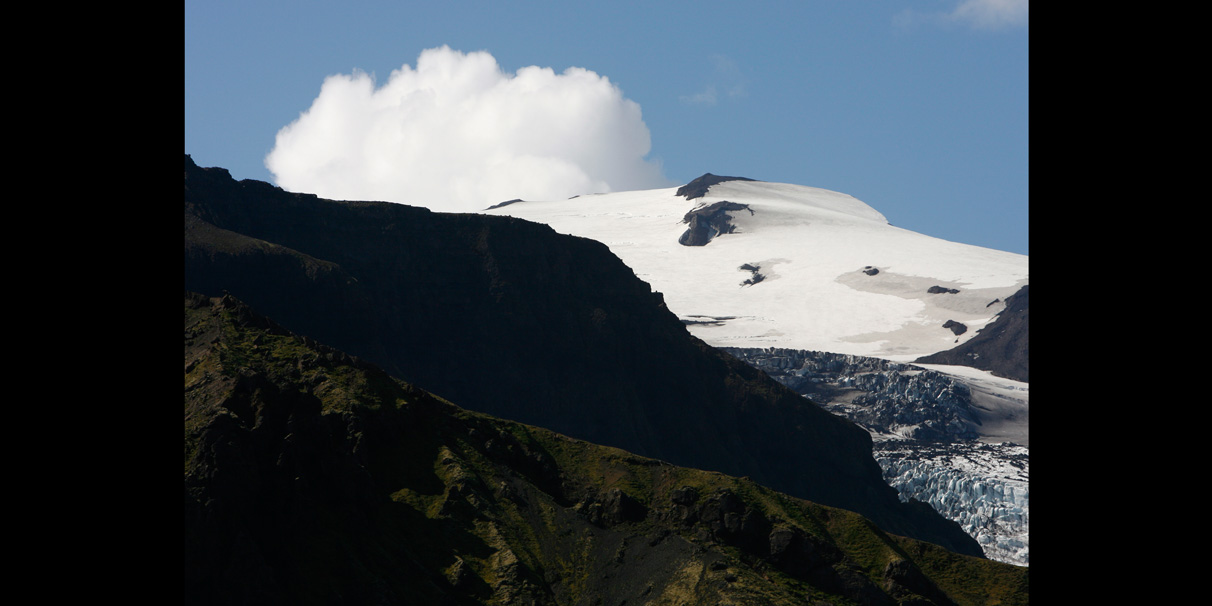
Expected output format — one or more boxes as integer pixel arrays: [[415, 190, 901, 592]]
[[915, 285, 1029, 383], [183, 155, 979, 556], [184, 292, 1028, 605]]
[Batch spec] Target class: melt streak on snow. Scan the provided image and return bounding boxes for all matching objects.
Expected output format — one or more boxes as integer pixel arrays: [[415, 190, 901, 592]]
[[483, 179, 1028, 362]]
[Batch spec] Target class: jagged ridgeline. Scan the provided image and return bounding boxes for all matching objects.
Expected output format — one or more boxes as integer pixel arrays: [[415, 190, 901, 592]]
[[184, 293, 1028, 605], [183, 154, 978, 556]]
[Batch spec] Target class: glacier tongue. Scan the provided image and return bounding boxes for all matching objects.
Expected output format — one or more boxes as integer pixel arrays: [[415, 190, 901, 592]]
[[725, 347, 1029, 567], [875, 441, 1029, 566]]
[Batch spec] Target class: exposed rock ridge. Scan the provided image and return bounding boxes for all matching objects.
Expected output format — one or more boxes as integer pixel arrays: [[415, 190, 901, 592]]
[[675, 173, 757, 200], [915, 285, 1029, 383], [485, 198, 524, 210]]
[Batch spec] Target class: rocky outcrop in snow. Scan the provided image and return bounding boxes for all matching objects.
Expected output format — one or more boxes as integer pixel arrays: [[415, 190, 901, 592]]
[[674, 173, 756, 200], [678, 201, 753, 246], [739, 263, 765, 286]]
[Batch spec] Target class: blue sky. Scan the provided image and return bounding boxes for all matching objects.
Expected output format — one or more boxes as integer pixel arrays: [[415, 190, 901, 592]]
[[185, 1, 1028, 255]]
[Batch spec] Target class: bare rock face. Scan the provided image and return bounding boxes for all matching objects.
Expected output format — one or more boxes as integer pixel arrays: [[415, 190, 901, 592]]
[[678, 201, 753, 246], [675, 173, 756, 200], [916, 285, 1029, 383], [674, 173, 758, 246]]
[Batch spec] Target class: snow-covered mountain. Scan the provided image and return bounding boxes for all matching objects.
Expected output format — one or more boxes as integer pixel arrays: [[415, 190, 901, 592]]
[[483, 174, 1030, 566], [483, 174, 1028, 363]]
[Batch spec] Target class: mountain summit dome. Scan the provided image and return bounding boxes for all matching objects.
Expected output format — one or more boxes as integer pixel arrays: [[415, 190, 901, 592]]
[[484, 175, 1026, 362]]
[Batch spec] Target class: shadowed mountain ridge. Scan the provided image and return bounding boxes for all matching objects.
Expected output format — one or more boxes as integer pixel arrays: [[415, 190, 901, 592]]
[[184, 292, 1028, 605]]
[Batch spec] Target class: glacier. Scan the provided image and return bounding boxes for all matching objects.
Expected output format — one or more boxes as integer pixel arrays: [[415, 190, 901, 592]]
[[726, 347, 1029, 566], [876, 441, 1028, 566]]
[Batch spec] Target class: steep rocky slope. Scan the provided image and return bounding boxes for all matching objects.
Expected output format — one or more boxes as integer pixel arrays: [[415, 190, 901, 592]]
[[183, 154, 980, 556], [915, 285, 1029, 383], [184, 292, 1029, 605]]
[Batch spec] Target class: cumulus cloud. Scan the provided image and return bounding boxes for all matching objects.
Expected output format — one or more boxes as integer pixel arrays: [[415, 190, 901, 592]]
[[265, 46, 673, 212]]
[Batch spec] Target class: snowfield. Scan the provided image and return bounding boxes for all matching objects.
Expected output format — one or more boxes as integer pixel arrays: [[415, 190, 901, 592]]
[[483, 179, 1028, 362]]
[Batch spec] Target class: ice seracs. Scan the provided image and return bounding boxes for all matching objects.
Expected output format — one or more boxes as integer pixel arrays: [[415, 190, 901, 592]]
[[877, 442, 1029, 566], [730, 346, 1030, 567]]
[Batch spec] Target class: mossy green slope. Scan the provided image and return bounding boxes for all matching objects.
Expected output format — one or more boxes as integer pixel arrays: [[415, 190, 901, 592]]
[[184, 292, 1026, 606]]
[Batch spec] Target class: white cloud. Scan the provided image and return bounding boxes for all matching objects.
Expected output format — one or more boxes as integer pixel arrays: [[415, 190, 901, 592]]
[[948, 0, 1029, 29], [680, 86, 718, 106], [680, 54, 746, 107], [265, 46, 673, 212], [894, 0, 1028, 30]]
